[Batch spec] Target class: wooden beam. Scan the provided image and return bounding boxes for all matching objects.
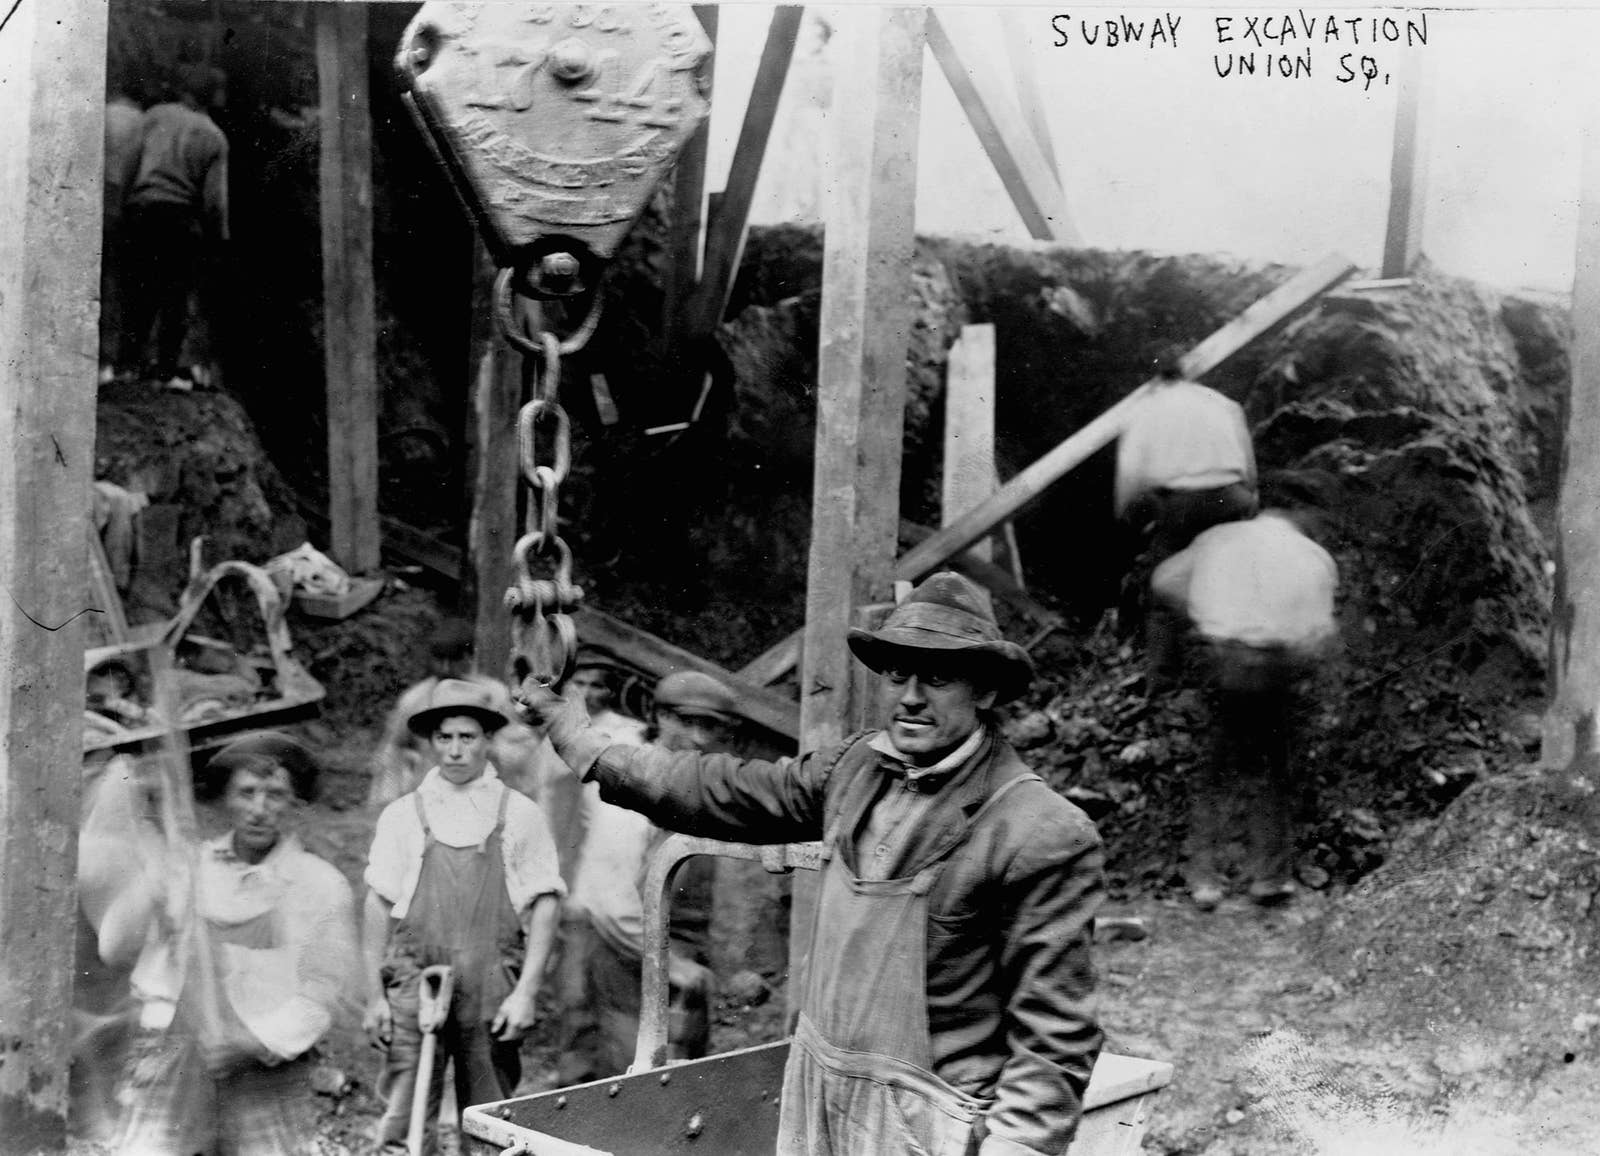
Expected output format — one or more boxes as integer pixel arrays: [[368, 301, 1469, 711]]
[[1000, 10, 1059, 174], [684, 5, 804, 340], [1542, 94, 1600, 769], [943, 324, 999, 564], [572, 608, 798, 744], [926, 9, 1078, 244], [736, 519, 1059, 690], [794, 5, 927, 1021], [1381, 48, 1431, 279], [0, 0, 108, 1143], [465, 242, 523, 681], [318, 3, 381, 574], [662, 6, 717, 347], [896, 252, 1359, 582]]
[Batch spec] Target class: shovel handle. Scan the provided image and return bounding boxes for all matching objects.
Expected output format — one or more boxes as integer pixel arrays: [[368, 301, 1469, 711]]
[[406, 965, 456, 1156]]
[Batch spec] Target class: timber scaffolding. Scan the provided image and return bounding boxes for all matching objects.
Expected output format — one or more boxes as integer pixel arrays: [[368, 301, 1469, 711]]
[[0, 0, 1463, 1146]]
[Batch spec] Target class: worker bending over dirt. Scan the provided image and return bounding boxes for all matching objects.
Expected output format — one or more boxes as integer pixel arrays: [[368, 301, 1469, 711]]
[[101, 732, 360, 1156], [364, 679, 564, 1156], [1115, 360, 1259, 693], [1150, 510, 1340, 910], [556, 671, 734, 1083], [521, 572, 1105, 1156]]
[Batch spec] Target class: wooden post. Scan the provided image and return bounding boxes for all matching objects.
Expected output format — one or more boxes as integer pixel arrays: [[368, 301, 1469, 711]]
[[465, 243, 523, 680], [1381, 49, 1431, 278], [926, 9, 1078, 244], [662, 5, 717, 348], [0, 0, 108, 1145], [792, 5, 926, 1021], [943, 324, 999, 564], [684, 5, 805, 341], [1542, 96, 1600, 770], [318, 2, 381, 575]]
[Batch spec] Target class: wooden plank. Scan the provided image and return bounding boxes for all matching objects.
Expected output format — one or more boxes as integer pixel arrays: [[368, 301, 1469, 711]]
[[896, 253, 1359, 582], [0, 0, 109, 1142], [1381, 49, 1431, 279], [571, 608, 798, 745], [926, 9, 1078, 244], [793, 5, 927, 1022], [1542, 95, 1600, 768], [662, 5, 717, 347], [684, 5, 804, 341], [465, 242, 523, 681], [318, 2, 381, 574], [1000, 10, 1059, 174], [736, 521, 1059, 690], [943, 324, 999, 564]]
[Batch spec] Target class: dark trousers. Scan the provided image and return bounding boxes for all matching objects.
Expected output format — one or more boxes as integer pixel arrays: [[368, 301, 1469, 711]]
[[120, 202, 202, 377], [1184, 639, 1314, 891], [376, 970, 521, 1156]]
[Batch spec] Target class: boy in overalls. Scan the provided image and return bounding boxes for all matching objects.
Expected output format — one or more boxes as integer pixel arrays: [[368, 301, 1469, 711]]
[[364, 680, 565, 1154]]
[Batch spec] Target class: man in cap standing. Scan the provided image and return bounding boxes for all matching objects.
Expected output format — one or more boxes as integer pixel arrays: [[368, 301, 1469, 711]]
[[556, 671, 738, 1081], [364, 680, 565, 1154], [520, 572, 1104, 1155]]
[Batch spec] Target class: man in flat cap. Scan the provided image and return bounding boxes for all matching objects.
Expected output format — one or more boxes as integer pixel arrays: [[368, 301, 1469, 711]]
[[521, 572, 1104, 1156], [363, 680, 565, 1155], [101, 732, 360, 1156], [556, 671, 739, 1081]]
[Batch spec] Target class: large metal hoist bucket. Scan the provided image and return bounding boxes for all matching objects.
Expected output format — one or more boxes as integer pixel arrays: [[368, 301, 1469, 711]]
[[463, 836, 1173, 1155]]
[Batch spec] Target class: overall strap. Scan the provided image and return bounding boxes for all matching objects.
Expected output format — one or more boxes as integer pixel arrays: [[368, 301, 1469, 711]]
[[491, 782, 512, 836], [411, 791, 433, 843], [818, 731, 877, 852], [970, 772, 1043, 827]]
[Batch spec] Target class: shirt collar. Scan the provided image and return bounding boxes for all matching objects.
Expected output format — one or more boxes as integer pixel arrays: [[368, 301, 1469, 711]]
[[869, 726, 987, 785], [419, 764, 502, 794], [207, 829, 301, 870]]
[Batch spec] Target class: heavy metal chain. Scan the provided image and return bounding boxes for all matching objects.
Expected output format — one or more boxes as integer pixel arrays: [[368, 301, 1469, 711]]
[[497, 267, 602, 691]]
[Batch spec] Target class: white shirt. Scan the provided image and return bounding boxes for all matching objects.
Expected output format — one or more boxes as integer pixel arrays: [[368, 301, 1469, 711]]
[[364, 765, 566, 920], [1114, 381, 1256, 516], [131, 833, 358, 1062], [565, 711, 652, 949], [1151, 514, 1339, 652]]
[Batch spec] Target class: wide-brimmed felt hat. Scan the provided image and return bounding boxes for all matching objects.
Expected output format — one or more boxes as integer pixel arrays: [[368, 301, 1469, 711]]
[[654, 670, 739, 722], [847, 571, 1035, 704], [204, 731, 320, 802], [406, 677, 510, 738]]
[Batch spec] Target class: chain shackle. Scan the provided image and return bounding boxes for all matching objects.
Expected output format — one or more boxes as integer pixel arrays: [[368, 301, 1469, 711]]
[[494, 267, 605, 360]]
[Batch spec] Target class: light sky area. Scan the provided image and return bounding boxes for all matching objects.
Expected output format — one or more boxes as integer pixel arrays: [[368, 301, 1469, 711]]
[[701, 4, 1600, 293]]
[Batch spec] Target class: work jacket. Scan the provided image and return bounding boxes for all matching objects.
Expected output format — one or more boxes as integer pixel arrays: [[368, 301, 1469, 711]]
[[556, 725, 1105, 1155]]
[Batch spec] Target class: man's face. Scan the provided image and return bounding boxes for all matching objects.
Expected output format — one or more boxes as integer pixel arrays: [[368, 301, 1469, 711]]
[[569, 667, 612, 715], [224, 765, 294, 863], [876, 656, 996, 766], [654, 707, 731, 754], [432, 715, 491, 785]]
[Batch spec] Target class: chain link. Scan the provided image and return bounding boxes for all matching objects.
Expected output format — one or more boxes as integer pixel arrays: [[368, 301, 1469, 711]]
[[498, 273, 598, 690]]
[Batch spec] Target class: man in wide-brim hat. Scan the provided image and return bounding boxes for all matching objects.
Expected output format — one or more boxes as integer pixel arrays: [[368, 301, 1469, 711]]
[[363, 679, 566, 1155], [521, 571, 1106, 1156]]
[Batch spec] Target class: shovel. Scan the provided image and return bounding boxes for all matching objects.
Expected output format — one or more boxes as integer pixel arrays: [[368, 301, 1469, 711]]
[[407, 964, 456, 1156]]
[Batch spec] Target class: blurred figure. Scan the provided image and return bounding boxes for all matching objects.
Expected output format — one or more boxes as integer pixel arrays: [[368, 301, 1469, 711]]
[[1151, 510, 1340, 910], [554, 671, 736, 1083], [1115, 360, 1259, 692], [102, 733, 360, 1156], [100, 90, 146, 382], [72, 752, 165, 1143], [364, 681, 564, 1156], [119, 63, 229, 388]]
